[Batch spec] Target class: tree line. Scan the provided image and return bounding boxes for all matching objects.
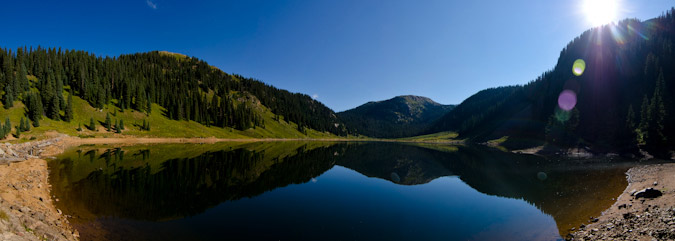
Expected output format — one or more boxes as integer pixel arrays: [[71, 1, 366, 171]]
[[0, 49, 347, 135]]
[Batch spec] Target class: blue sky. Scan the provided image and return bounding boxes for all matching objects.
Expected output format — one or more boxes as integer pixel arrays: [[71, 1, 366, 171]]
[[2, 0, 673, 111]]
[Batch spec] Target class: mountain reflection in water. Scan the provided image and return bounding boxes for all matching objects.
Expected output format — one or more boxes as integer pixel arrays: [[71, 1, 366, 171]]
[[49, 142, 632, 241]]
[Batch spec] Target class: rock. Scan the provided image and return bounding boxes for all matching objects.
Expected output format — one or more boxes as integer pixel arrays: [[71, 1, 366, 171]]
[[633, 188, 663, 199], [19, 207, 30, 213], [5, 149, 16, 157]]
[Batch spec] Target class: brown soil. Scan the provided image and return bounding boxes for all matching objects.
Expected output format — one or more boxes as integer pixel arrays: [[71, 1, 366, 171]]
[[569, 163, 675, 240], [0, 158, 78, 240]]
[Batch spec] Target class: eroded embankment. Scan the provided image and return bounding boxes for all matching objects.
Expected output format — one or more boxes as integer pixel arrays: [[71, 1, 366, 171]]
[[0, 135, 78, 240]]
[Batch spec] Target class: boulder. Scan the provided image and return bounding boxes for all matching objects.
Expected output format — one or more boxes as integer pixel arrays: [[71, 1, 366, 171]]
[[633, 188, 663, 199]]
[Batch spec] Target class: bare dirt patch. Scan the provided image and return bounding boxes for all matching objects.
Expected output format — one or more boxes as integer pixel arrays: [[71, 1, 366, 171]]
[[0, 158, 78, 240]]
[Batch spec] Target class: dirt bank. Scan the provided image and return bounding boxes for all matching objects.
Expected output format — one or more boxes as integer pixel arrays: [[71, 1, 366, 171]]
[[0, 157, 78, 241], [569, 163, 675, 240]]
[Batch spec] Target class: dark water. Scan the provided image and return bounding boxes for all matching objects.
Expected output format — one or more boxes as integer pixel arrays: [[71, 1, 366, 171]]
[[49, 142, 636, 241]]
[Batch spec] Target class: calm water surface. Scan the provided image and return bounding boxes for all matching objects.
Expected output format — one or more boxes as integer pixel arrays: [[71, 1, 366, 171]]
[[49, 142, 637, 241]]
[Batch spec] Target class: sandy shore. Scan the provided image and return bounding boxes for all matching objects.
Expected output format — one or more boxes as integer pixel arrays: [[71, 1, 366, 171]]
[[569, 163, 675, 240]]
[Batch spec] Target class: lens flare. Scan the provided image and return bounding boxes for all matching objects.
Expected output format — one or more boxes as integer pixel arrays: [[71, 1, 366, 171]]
[[572, 59, 586, 76], [558, 90, 577, 111], [583, 0, 618, 26]]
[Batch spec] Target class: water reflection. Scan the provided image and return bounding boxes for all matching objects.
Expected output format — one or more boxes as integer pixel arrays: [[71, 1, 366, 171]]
[[50, 142, 633, 240]]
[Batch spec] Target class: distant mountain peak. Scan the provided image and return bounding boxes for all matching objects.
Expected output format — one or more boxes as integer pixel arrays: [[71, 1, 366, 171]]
[[338, 95, 455, 138]]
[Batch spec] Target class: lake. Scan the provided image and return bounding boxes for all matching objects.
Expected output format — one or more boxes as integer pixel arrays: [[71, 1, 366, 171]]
[[49, 142, 636, 240]]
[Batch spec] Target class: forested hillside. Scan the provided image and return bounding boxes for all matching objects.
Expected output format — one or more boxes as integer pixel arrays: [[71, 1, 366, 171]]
[[429, 9, 675, 157], [338, 95, 454, 138], [0, 49, 348, 137]]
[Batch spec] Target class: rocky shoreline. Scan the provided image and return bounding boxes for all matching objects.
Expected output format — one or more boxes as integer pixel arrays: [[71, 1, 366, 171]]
[[569, 163, 675, 240], [0, 135, 78, 241]]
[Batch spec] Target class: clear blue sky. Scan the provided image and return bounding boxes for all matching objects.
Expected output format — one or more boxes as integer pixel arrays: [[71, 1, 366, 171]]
[[2, 0, 673, 111]]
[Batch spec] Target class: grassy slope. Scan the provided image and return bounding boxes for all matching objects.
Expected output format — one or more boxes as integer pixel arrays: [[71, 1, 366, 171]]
[[0, 92, 338, 141], [397, 131, 459, 142]]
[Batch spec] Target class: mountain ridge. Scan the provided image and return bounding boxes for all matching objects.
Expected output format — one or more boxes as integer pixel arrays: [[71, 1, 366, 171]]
[[338, 95, 454, 138], [428, 11, 675, 157]]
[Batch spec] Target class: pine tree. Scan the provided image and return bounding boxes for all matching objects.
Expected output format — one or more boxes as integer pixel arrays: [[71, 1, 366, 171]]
[[24, 117, 30, 132], [104, 113, 112, 131], [626, 105, 636, 132], [76, 123, 82, 132], [638, 95, 650, 143], [48, 95, 60, 120], [3, 85, 13, 109], [19, 117, 26, 132], [4, 118, 11, 137], [146, 93, 152, 115], [645, 70, 668, 153], [64, 91, 74, 122], [119, 119, 124, 131], [115, 119, 121, 133], [26, 93, 44, 122], [0, 121, 5, 139], [17, 62, 28, 92], [88, 117, 96, 131], [32, 118, 40, 128]]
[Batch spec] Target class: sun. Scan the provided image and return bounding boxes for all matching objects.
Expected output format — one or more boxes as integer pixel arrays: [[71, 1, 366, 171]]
[[583, 0, 619, 26]]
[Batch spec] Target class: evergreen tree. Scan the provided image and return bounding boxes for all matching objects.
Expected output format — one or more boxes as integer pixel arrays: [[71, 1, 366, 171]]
[[2, 85, 13, 109], [119, 119, 124, 131], [32, 118, 40, 128], [4, 118, 11, 137], [146, 93, 152, 115], [645, 70, 668, 155], [17, 62, 28, 92], [0, 121, 5, 139], [88, 117, 96, 131], [24, 117, 30, 132], [48, 95, 60, 120], [105, 113, 112, 131], [19, 117, 26, 132], [638, 95, 650, 143], [26, 92, 44, 122], [115, 119, 121, 133], [626, 105, 636, 132], [64, 91, 74, 122]]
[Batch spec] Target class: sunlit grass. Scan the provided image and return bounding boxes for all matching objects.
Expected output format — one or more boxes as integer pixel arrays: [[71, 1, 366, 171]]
[[0, 91, 339, 141], [398, 131, 459, 142]]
